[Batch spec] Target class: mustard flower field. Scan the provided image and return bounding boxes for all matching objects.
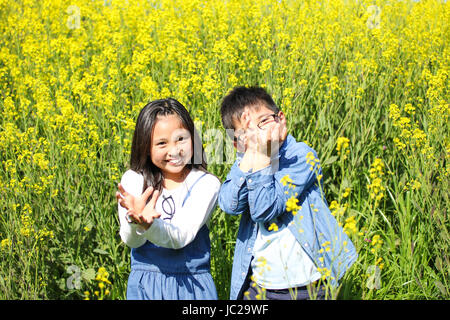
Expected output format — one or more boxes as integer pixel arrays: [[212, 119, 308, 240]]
[[0, 0, 448, 299]]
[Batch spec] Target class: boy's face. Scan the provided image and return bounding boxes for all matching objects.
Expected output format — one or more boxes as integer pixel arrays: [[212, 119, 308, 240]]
[[231, 104, 287, 153]]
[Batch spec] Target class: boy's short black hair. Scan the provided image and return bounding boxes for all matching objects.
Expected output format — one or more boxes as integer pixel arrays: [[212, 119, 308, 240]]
[[220, 86, 280, 130]]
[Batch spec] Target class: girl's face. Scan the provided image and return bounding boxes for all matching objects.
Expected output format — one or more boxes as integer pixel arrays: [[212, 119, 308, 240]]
[[150, 114, 193, 179]]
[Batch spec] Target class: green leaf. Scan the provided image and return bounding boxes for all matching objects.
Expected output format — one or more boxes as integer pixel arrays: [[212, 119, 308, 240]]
[[93, 248, 109, 255], [434, 281, 447, 297], [322, 155, 338, 166], [81, 268, 96, 282]]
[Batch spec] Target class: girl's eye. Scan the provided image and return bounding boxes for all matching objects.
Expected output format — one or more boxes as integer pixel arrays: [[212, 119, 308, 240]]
[[157, 141, 166, 146]]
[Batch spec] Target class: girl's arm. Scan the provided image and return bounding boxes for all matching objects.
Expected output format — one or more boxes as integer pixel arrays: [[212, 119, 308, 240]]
[[138, 174, 221, 249], [117, 170, 147, 248]]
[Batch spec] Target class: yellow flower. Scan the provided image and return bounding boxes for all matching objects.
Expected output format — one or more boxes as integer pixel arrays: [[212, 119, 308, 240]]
[[336, 137, 350, 159], [268, 223, 279, 232], [411, 180, 421, 191], [343, 216, 358, 235], [306, 152, 320, 170], [280, 175, 293, 186], [367, 158, 386, 204], [286, 196, 301, 215], [1, 238, 11, 251], [343, 188, 351, 198], [317, 267, 333, 281]]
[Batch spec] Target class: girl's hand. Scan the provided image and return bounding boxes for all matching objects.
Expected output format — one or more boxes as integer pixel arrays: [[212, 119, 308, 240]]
[[124, 189, 161, 230], [116, 183, 154, 214]]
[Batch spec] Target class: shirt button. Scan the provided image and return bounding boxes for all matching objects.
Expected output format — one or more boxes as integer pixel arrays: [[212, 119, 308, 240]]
[[242, 272, 246, 277], [248, 179, 252, 183], [304, 243, 308, 247], [240, 177, 244, 181]]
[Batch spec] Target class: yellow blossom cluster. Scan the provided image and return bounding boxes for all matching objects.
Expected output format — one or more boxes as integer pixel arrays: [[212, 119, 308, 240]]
[[16, 204, 54, 242], [367, 158, 386, 203], [306, 152, 321, 172], [370, 235, 383, 254], [316, 267, 334, 282], [0, 0, 447, 300], [343, 216, 358, 236], [389, 103, 437, 161], [329, 200, 348, 218], [280, 175, 293, 188], [336, 137, 350, 160], [286, 196, 301, 216], [267, 223, 279, 232], [84, 267, 112, 300], [1, 238, 11, 251]]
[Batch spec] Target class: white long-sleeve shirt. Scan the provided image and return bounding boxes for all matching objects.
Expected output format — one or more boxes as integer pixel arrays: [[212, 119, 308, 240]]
[[118, 168, 220, 250]]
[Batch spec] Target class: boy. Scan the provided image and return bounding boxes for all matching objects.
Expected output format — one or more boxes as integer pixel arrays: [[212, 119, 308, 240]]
[[218, 86, 357, 300]]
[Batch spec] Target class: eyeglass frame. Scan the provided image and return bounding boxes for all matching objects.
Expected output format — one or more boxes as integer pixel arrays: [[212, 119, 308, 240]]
[[256, 113, 280, 129], [232, 113, 281, 143]]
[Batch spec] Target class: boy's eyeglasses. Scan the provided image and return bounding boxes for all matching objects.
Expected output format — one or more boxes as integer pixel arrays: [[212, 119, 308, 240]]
[[232, 114, 280, 143], [257, 113, 280, 129]]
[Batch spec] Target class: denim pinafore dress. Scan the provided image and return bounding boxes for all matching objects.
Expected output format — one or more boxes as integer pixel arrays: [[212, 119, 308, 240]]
[[126, 173, 218, 300]]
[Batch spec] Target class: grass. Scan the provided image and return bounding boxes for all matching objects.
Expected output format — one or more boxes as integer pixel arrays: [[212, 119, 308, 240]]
[[0, 0, 448, 300]]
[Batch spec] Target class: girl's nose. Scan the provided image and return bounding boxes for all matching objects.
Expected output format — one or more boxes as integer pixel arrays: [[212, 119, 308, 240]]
[[168, 145, 183, 157]]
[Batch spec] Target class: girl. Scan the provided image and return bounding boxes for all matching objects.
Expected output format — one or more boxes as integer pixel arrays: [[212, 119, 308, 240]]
[[116, 98, 220, 300]]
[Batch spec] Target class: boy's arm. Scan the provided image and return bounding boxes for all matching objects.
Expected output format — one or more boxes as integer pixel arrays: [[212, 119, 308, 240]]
[[246, 145, 319, 223], [218, 160, 249, 215], [245, 166, 285, 223]]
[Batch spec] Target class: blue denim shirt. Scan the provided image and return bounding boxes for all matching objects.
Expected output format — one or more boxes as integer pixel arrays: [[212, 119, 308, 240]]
[[218, 135, 358, 300]]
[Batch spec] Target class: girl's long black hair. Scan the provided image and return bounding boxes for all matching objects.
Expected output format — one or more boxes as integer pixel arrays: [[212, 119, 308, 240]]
[[129, 98, 207, 193]]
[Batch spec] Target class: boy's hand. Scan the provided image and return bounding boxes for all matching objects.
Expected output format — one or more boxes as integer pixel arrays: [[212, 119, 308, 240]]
[[238, 110, 287, 172], [240, 110, 264, 154], [264, 117, 287, 157], [242, 110, 288, 157], [238, 111, 270, 171]]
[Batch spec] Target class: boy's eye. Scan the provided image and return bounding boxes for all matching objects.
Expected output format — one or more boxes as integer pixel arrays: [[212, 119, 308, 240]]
[[257, 114, 279, 129]]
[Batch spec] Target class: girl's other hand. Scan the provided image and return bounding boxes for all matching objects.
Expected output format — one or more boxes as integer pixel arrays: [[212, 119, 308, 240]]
[[116, 184, 155, 214], [126, 189, 161, 230], [142, 189, 161, 228]]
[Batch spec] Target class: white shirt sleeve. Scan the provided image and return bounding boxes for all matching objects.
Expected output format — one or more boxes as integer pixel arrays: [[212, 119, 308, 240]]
[[117, 170, 147, 249], [139, 173, 221, 249]]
